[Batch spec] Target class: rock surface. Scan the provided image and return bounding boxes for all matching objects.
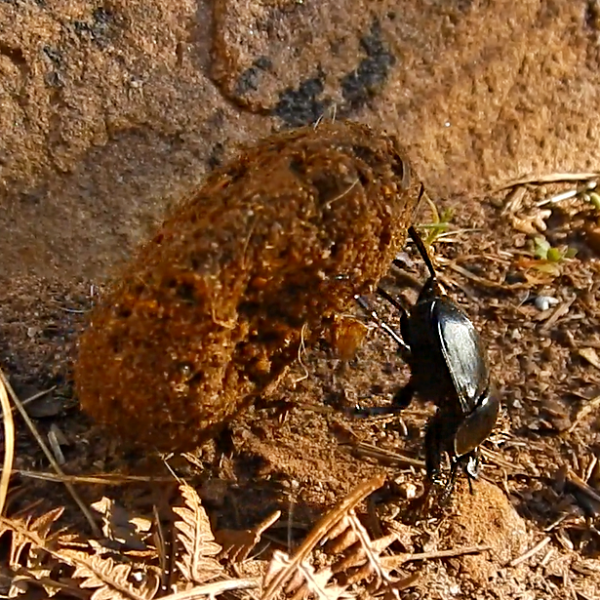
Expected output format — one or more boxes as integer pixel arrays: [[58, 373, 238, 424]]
[[1, 0, 600, 279]]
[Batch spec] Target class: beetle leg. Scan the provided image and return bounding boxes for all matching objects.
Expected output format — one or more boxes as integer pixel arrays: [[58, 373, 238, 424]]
[[424, 412, 445, 486], [392, 379, 415, 409]]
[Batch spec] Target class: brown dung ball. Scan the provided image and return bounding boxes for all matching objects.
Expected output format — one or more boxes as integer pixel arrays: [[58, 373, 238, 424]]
[[75, 121, 421, 452]]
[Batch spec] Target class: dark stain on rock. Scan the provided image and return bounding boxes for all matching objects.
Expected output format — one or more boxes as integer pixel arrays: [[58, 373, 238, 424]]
[[272, 73, 329, 127], [339, 20, 395, 112], [71, 6, 116, 48], [42, 46, 62, 66], [235, 56, 273, 97], [207, 142, 225, 170]]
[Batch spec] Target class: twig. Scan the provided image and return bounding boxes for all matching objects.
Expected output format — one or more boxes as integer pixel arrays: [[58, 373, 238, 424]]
[[447, 262, 529, 290], [535, 182, 595, 207], [479, 447, 525, 473], [382, 544, 492, 569], [323, 178, 360, 208], [508, 536, 551, 567], [495, 173, 600, 190], [349, 441, 426, 469], [0, 367, 101, 537], [0, 377, 15, 516], [539, 295, 576, 335], [292, 323, 309, 384]]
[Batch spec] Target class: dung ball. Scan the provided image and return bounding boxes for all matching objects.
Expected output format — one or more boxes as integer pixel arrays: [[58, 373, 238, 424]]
[[75, 120, 422, 452]]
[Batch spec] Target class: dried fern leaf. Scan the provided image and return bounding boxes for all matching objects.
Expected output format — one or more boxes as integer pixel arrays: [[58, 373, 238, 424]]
[[159, 577, 259, 599], [172, 484, 223, 584], [264, 551, 348, 600], [8, 565, 87, 599], [91, 497, 150, 551], [216, 510, 280, 563], [330, 515, 397, 576], [61, 549, 159, 600], [261, 476, 385, 600], [0, 508, 65, 568]]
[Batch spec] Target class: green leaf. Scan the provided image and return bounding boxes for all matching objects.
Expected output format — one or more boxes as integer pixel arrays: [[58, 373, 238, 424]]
[[533, 236, 550, 260]]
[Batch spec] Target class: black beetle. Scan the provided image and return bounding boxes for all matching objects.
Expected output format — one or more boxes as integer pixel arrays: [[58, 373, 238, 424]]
[[355, 224, 500, 498]]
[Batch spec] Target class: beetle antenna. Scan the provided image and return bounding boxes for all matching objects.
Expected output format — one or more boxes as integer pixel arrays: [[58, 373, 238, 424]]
[[354, 295, 410, 355], [408, 225, 437, 281]]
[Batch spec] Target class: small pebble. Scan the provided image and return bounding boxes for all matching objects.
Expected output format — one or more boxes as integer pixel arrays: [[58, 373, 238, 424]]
[[534, 295, 559, 312]]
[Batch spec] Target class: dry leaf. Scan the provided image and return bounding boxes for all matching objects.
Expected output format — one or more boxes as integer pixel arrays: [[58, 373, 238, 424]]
[[172, 484, 224, 584]]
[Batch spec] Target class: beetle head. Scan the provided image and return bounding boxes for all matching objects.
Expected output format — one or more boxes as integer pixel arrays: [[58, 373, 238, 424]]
[[416, 275, 447, 304], [453, 385, 500, 459]]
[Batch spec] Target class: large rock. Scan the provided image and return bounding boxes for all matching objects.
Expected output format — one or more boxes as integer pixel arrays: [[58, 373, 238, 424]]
[[1, 0, 599, 279]]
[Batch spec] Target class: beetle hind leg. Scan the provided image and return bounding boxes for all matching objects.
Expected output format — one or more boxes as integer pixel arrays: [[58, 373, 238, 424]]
[[424, 412, 445, 487]]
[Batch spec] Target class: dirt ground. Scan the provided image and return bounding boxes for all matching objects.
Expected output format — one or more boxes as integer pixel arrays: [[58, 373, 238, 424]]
[[1, 169, 600, 599]]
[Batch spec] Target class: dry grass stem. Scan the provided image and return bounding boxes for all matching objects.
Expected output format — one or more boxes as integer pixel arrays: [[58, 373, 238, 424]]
[[0, 377, 15, 517], [16, 470, 175, 485], [495, 172, 600, 190], [0, 367, 101, 537], [381, 544, 492, 570], [566, 469, 600, 505]]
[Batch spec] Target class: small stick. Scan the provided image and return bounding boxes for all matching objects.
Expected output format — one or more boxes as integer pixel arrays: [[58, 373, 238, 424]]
[[403, 544, 491, 563], [381, 544, 492, 571], [350, 441, 426, 469], [536, 186, 588, 208], [355, 295, 409, 354], [447, 262, 529, 291], [0, 377, 15, 516], [508, 536, 551, 567], [0, 367, 101, 537]]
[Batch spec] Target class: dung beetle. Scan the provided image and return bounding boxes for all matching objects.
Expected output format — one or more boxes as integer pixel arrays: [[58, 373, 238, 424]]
[[355, 224, 500, 498]]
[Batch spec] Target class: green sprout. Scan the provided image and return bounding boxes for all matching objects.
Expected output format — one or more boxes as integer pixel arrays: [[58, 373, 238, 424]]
[[416, 191, 454, 245], [533, 236, 577, 263], [588, 191, 600, 211], [530, 236, 577, 277]]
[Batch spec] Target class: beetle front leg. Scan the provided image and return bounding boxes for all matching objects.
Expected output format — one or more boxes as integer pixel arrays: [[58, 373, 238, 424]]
[[351, 379, 415, 418], [392, 379, 415, 409]]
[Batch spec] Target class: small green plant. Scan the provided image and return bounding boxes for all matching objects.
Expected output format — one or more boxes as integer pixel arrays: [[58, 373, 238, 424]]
[[533, 236, 577, 262], [417, 192, 454, 245]]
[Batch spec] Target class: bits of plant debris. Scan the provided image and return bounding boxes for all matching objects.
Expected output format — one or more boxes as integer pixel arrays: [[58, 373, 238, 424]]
[[75, 121, 422, 452]]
